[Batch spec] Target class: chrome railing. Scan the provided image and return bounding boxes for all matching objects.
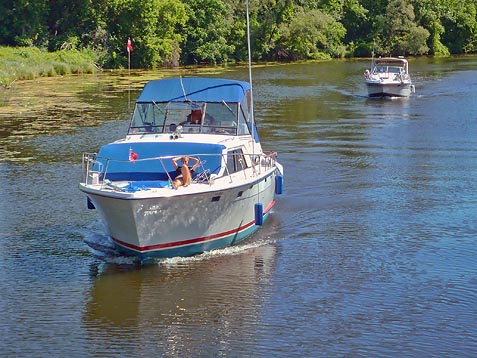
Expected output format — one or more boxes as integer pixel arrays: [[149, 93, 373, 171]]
[[81, 151, 278, 188]]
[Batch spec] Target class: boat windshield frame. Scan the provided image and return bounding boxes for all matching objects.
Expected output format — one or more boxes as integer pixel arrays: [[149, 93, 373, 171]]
[[372, 58, 409, 74], [372, 65, 406, 75], [127, 100, 251, 136]]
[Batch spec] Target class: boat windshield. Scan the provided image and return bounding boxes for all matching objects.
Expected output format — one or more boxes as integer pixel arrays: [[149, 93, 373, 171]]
[[373, 65, 405, 74], [128, 101, 251, 136]]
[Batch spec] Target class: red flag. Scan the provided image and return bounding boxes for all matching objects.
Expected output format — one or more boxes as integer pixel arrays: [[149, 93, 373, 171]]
[[127, 37, 133, 53], [129, 147, 138, 161]]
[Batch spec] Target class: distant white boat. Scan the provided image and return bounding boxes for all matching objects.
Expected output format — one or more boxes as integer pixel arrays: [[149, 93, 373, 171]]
[[364, 57, 415, 98]]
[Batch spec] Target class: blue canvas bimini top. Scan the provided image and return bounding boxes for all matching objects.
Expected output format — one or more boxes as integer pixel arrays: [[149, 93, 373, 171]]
[[136, 78, 251, 103]]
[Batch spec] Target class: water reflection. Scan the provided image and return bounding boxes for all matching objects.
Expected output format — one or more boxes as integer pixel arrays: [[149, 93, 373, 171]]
[[83, 243, 277, 356]]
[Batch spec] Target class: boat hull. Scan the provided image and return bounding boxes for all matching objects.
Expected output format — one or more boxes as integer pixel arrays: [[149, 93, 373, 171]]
[[366, 81, 414, 98], [83, 172, 278, 260]]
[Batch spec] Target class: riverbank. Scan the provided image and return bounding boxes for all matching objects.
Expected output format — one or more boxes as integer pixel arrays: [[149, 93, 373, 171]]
[[0, 46, 100, 88]]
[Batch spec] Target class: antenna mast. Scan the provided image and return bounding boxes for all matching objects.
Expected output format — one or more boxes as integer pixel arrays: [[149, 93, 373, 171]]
[[246, 0, 255, 139]]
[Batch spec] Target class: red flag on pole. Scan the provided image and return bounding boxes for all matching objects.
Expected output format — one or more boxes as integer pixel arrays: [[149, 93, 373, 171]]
[[127, 37, 133, 53]]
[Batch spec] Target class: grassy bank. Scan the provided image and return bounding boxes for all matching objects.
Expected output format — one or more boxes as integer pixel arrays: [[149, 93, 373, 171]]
[[0, 46, 100, 88]]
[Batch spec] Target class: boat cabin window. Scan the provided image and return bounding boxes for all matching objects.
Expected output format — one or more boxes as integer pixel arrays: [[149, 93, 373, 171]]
[[226, 148, 247, 174], [128, 101, 252, 136]]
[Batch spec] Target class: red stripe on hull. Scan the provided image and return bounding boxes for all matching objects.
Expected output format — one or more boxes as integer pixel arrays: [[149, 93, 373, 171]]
[[112, 200, 275, 253]]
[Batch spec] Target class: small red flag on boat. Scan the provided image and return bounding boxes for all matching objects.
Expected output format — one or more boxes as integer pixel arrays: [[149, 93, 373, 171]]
[[129, 148, 138, 161], [127, 37, 133, 53]]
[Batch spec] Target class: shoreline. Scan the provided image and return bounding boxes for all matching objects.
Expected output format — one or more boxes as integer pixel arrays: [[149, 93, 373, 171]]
[[2, 45, 466, 90]]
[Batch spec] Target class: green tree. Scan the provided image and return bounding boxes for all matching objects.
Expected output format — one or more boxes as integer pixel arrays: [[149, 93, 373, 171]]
[[440, 0, 477, 53], [46, 0, 99, 50], [341, 0, 369, 44], [276, 7, 346, 60], [0, 0, 48, 46], [1, 0, 476, 70], [103, 0, 187, 68], [411, 0, 450, 55], [375, 0, 429, 55], [181, 0, 235, 64], [252, 0, 295, 60], [221, 0, 248, 61], [411, 0, 477, 55]]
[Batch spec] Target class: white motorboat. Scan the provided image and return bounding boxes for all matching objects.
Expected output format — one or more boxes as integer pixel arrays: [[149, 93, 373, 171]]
[[364, 57, 415, 98], [79, 77, 283, 261]]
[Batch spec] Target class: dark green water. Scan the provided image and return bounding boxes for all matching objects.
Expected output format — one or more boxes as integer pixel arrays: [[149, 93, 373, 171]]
[[1, 57, 477, 357]]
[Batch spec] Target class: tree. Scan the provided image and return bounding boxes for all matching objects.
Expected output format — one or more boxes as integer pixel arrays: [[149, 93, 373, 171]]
[[341, 0, 370, 44], [47, 0, 96, 50], [440, 0, 477, 53], [103, 0, 187, 68], [181, 0, 234, 64], [252, 0, 295, 60], [411, 0, 450, 56], [0, 0, 48, 46], [374, 0, 429, 56], [275, 7, 346, 60]]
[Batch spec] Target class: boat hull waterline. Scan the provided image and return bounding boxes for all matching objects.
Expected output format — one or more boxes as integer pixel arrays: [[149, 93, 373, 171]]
[[366, 82, 414, 98]]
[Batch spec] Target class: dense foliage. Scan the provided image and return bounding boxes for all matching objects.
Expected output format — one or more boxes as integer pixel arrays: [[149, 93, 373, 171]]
[[1, 0, 476, 68]]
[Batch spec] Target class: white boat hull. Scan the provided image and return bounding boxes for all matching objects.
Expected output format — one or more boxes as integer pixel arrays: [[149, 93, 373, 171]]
[[81, 170, 278, 260], [366, 80, 414, 98]]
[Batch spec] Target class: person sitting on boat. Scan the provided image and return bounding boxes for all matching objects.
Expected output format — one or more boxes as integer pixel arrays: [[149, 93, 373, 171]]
[[182, 109, 216, 127], [184, 109, 202, 125], [171, 156, 200, 189]]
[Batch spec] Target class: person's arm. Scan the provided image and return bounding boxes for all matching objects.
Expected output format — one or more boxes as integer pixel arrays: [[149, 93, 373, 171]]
[[172, 157, 181, 170], [190, 157, 200, 171]]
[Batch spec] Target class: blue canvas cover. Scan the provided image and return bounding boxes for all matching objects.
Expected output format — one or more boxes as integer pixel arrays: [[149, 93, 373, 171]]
[[136, 78, 251, 103]]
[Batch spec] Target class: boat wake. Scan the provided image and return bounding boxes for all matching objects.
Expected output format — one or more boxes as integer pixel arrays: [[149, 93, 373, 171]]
[[82, 230, 140, 265], [327, 86, 366, 99], [157, 238, 276, 268]]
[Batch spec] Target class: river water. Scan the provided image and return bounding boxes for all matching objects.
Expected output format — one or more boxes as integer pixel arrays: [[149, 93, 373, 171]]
[[1, 57, 477, 357]]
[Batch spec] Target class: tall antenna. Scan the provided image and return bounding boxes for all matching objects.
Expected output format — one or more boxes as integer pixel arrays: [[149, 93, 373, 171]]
[[246, 0, 261, 213], [371, 40, 375, 69], [246, 0, 255, 139]]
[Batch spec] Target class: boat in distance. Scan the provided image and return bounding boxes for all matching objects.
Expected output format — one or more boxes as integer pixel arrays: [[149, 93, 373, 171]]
[[364, 57, 415, 98], [79, 77, 284, 261]]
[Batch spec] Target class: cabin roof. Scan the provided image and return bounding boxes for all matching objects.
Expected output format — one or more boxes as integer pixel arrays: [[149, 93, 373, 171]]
[[137, 78, 251, 103], [374, 57, 408, 66]]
